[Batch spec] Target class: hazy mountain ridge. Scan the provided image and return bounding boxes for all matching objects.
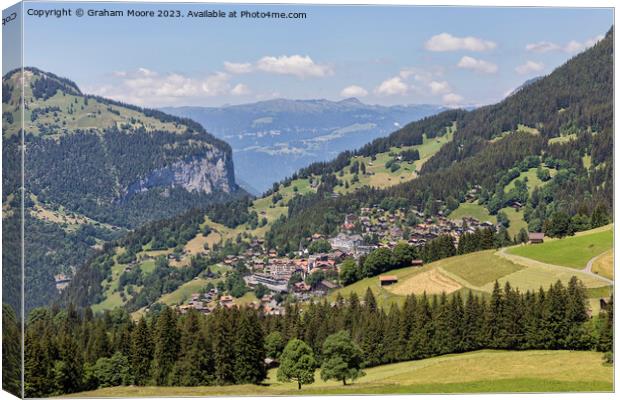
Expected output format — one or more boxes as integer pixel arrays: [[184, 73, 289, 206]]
[[163, 99, 446, 193]]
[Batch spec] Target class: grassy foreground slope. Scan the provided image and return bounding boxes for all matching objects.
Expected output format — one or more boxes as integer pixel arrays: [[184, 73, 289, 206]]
[[65, 350, 612, 396], [507, 226, 613, 269], [330, 244, 610, 309], [592, 250, 614, 280]]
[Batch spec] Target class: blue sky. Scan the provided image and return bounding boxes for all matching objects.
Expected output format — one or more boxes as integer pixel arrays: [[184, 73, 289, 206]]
[[16, 2, 613, 107]]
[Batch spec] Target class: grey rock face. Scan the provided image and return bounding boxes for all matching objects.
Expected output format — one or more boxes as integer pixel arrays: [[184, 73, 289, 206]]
[[124, 150, 236, 198]]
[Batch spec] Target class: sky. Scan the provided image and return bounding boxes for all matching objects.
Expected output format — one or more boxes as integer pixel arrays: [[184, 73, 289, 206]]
[[11, 2, 614, 108]]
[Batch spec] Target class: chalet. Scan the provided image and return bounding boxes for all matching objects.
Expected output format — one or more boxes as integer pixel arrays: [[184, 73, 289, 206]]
[[293, 282, 311, 293], [219, 295, 235, 308], [53, 274, 72, 291], [329, 249, 347, 262], [600, 297, 611, 311], [529, 232, 545, 244], [379, 275, 398, 286], [316, 280, 339, 294], [510, 201, 524, 211]]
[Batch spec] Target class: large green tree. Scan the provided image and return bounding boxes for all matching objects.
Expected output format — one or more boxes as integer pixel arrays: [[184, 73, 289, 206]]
[[320, 331, 365, 385], [277, 339, 318, 390]]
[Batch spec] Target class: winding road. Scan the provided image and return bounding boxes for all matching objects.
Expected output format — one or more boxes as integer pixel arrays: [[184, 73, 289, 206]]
[[497, 247, 614, 286], [583, 252, 613, 283]]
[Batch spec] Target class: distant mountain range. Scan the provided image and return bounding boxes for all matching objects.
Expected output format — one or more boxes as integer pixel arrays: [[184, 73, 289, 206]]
[[162, 99, 447, 193]]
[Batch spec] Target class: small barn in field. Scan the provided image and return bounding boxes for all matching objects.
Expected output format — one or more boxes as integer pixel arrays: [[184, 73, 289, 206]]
[[528, 232, 544, 244], [379, 275, 398, 286]]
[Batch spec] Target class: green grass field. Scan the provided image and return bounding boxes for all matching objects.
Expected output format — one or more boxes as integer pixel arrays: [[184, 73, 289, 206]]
[[65, 350, 612, 396], [449, 202, 496, 223], [4, 70, 188, 138], [448, 203, 528, 238], [507, 228, 613, 269], [504, 167, 556, 194], [329, 265, 419, 308], [438, 250, 524, 287], [548, 133, 577, 144], [156, 278, 213, 306], [331, 238, 611, 310], [486, 256, 608, 293], [592, 250, 613, 280], [332, 127, 455, 193], [583, 154, 592, 169], [500, 206, 529, 238]]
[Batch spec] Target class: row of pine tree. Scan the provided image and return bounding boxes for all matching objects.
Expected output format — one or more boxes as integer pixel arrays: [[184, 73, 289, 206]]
[[19, 276, 612, 397]]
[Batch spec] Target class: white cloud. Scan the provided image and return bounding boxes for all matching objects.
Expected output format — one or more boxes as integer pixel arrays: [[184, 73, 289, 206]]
[[525, 34, 604, 53], [256, 55, 333, 78], [200, 72, 231, 96], [425, 33, 496, 52], [525, 41, 561, 53], [340, 85, 368, 98], [457, 56, 498, 74], [442, 93, 463, 106], [231, 83, 251, 96], [137, 67, 157, 77], [429, 80, 451, 95], [563, 40, 585, 54], [375, 76, 408, 96], [585, 34, 605, 47], [515, 61, 544, 75], [88, 68, 232, 106], [224, 61, 253, 74]]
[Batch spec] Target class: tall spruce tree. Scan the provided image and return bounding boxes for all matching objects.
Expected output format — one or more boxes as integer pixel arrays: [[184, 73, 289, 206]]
[[233, 310, 267, 384], [130, 316, 153, 386], [3, 305, 21, 396], [212, 307, 235, 385], [151, 306, 179, 385], [170, 310, 214, 386]]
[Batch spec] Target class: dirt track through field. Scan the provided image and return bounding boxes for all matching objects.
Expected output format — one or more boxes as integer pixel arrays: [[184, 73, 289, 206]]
[[388, 269, 462, 295]]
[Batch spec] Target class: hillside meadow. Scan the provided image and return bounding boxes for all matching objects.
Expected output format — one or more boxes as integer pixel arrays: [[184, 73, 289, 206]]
[[329, 230, 612, 312], [64, 350, 612, 396], [507, 227, 613, 269]]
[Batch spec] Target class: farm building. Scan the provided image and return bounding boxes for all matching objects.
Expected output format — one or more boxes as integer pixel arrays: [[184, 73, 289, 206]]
[[316, 280, 339, 294], [411, 259, 424, 267], [379, 275, 399, 286], [528, 232, 544, 244]]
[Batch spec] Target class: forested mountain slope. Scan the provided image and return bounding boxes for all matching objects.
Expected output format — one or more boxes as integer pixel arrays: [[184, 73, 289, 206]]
[[266, 28, 613, 251], [2, 67, 243, 227], [2, 68, 245, 311]]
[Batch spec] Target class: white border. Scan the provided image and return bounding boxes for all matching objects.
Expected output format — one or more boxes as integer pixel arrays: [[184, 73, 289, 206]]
[[0, 1, 617, 400]]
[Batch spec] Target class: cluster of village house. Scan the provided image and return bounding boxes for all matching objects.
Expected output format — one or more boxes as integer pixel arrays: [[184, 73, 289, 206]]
[[54, 200, 547, 314], [341, 206, 499, 248], [174, 205, 514, 314], [178, 289, 284, 316]]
